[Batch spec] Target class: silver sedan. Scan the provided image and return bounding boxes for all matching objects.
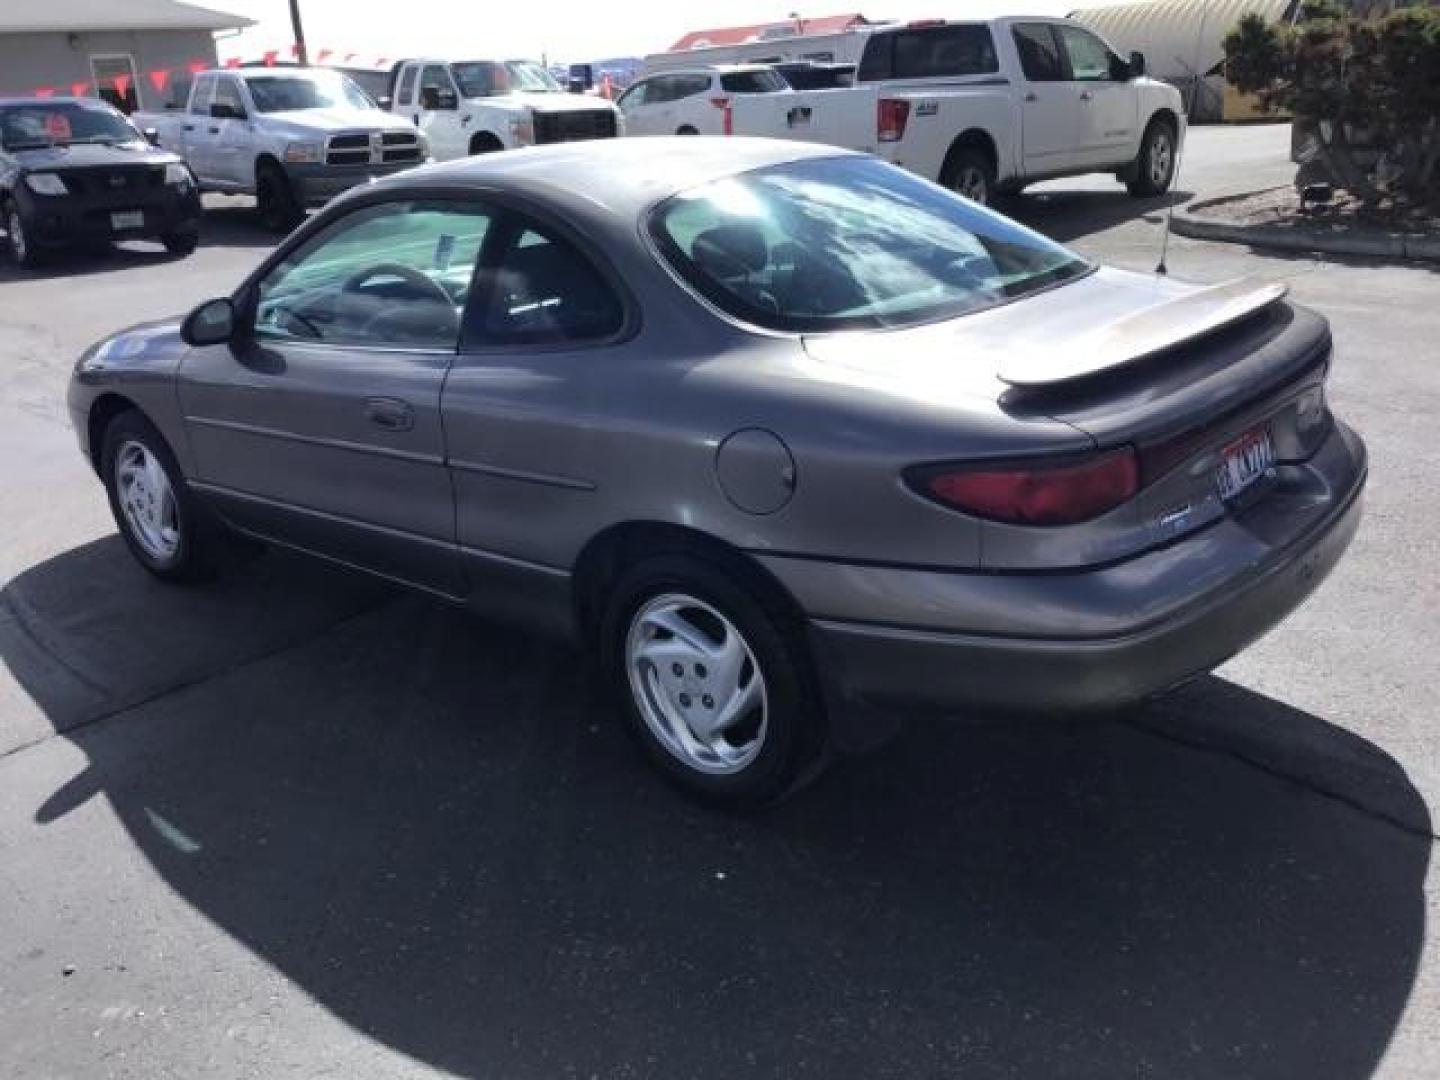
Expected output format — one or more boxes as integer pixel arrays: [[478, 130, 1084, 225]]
[[68, 138, 1366, 805]]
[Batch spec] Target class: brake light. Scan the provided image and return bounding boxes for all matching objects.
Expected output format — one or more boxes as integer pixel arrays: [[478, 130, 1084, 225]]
[[877, 98, 910, 142], [911, 448, 1139, 526], [710, 96, 733, 135]]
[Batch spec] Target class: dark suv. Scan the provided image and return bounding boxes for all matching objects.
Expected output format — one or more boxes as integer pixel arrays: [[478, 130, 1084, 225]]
[[1, 96, 202, 268]]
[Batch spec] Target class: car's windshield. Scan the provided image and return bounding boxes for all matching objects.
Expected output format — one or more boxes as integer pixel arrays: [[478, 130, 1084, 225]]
[[651, 156, 1092, 332], [244, 72, 374, 113], [0, 101, 141, 150], [450, 60, 563, 96]]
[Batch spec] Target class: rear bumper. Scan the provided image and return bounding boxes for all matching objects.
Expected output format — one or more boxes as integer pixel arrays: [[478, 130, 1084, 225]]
[[284, 160, 425, 206], [765, 421, 1366, 715], [18, 186, 201, 247]]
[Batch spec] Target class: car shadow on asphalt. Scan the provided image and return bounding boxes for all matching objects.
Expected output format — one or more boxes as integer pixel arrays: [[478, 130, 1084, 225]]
[[1005, 188, 1193, 245], [2, 535, 1431, 1079]]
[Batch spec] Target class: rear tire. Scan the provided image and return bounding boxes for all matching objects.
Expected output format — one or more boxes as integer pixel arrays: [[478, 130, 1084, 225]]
[[940, 144, 996, 206], [100, 410, 219, 583], [676, 125, 699, 136], [599, 553, 826, 808], [1127, 117, 1178, 198], [162, 227, 199, 256], [256, 163, 302, 233]]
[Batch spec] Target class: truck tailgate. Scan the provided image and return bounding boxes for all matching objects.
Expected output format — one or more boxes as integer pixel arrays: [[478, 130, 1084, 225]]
[[728, 87, 877, 152]]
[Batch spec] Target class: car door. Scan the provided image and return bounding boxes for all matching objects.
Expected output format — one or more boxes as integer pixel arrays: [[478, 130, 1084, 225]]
[[207, 75, 252, 188], [181, 74, 218, 182], [395, 62, 420, 124], [1009, 22, 1084, 178], [441, 211, 629, 630], [178, 197, 496, 596], [618, 76, 674, 136], [670, 74, 721, 135], [1055, 23, 1138, 167], [417, 64, 465, 159]]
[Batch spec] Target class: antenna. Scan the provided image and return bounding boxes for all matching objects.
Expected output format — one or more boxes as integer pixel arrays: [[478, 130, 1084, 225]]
[[1156, 0, 1210, 276]]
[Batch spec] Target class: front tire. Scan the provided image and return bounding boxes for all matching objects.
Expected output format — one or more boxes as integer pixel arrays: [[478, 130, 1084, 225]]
[[100, 410, 218, 583], [600, 554, 825, 807], [256, 163, 302, 233], [4, 202, 42, 269], [1127, 117, 1178, 198]]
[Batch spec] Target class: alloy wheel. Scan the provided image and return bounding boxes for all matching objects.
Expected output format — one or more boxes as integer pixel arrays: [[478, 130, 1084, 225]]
[[954, 164, 990, 204], [1149, 129, 1173, 187], [115, 439, 180, 562], [625, 593, 769, 775]]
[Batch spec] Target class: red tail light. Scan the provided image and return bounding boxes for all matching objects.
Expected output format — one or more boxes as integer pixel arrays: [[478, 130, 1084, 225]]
[[710, 96, 733, 135], [877, 98, 910, 143], [911, 448, 1139, 526]]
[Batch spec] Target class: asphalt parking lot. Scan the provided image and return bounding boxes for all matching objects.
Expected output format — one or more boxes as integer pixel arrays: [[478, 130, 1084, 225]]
[[1, 123, 1437, 1078]]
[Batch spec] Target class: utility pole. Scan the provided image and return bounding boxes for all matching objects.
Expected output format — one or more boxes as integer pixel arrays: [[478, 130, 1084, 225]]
[[289, 0, 309, 65]]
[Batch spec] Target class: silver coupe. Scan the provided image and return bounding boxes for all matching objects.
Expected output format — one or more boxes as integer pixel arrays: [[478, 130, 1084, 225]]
[[68, 138, 1367, 804]]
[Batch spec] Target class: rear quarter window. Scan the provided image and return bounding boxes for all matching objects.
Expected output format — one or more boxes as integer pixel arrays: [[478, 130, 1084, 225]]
[[720, 70, 787, 93]]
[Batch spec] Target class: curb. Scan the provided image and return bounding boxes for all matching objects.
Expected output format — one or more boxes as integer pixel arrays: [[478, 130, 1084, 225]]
[[1172, 188, 1439, 264]]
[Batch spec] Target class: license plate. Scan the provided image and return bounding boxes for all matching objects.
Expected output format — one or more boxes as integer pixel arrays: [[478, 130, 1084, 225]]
[[1215, 427, 1275, 501], [111, 211, 144, 231]]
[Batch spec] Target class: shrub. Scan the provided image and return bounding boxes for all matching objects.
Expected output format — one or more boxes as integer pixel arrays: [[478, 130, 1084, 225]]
[[1224, 2, 1440, 203]]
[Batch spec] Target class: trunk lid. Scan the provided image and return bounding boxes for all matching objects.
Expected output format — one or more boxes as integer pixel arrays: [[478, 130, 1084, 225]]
[[802, 268, 1332, 569]]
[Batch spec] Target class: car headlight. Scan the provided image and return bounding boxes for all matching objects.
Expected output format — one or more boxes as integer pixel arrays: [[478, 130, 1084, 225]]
[[25, 172, 67, 196], [283, 141, 324, 164], [164, 163, 194, 188]]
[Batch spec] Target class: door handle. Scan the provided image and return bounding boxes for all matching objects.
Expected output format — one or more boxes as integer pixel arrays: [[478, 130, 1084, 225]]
[[182, 124, 195, 131], [208, 126, 220, 134], [365, 397, 414, 432], [1080, 90, 1094, 101], [1024, 92, 1037, 103]]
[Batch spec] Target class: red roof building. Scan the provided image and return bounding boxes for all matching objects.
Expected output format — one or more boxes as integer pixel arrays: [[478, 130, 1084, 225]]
[[668, 12, 871, 52]]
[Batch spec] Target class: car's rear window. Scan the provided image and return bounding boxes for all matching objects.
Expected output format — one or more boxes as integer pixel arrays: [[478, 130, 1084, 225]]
[[650, 156, 1091, 333], [858, 25, 999, 82], [720, 70, 788, 94]]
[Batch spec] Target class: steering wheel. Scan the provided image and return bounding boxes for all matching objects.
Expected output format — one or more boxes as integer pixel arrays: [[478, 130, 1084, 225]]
[[342, 262, 454, 308]]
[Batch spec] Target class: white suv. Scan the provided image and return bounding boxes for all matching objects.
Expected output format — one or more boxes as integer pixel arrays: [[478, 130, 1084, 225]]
[[617, 65, 789, 137]]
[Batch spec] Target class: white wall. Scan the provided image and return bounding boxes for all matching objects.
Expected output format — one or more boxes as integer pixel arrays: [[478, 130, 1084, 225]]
[[0, 29, 219, 111]]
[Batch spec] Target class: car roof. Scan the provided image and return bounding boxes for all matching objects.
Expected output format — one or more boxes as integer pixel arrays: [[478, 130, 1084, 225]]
[[387, 136, 853, 219]]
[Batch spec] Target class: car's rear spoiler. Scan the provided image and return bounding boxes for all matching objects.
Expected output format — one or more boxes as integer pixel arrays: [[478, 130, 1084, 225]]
[[997, 278, 1289, 388]]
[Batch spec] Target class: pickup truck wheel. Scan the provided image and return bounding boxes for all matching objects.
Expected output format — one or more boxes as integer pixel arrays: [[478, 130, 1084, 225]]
[[468, 133, 504, 155], [256, 164, 302, 233], [162, 228, 199, 256], [1127, 118, 1177, 198], [4, 203, 42, 268], [941, 146, 995, 206]]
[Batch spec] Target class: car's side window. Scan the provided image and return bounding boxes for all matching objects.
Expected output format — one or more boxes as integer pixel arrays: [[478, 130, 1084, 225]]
[[419, 64, 454, 107], [396, 65, 418, 107], [478, 224, 624, 347], [254, 201, 492, 350], [1012, 24, 1066, 83], [675, 74, 712, 100], [617, 79, 649, 109], [643, 77, 675, 105], [1057, 25, 1116, 81], [189, 75, 216, 115], [213, 76, 246, 116]]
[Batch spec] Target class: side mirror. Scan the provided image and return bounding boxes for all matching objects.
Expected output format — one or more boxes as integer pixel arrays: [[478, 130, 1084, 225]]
[[181, 298, 236, 347], [210, 101, 246, 121], [1129, 51, 1146, 78], [143, 127, 160, 146], [377, 95, 393, 110]]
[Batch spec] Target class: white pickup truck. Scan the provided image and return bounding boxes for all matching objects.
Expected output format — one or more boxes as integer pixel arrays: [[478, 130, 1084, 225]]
[[388, 59, 622, 160], [133, 66, 427, 230], [715, 17, 1185, 206]]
